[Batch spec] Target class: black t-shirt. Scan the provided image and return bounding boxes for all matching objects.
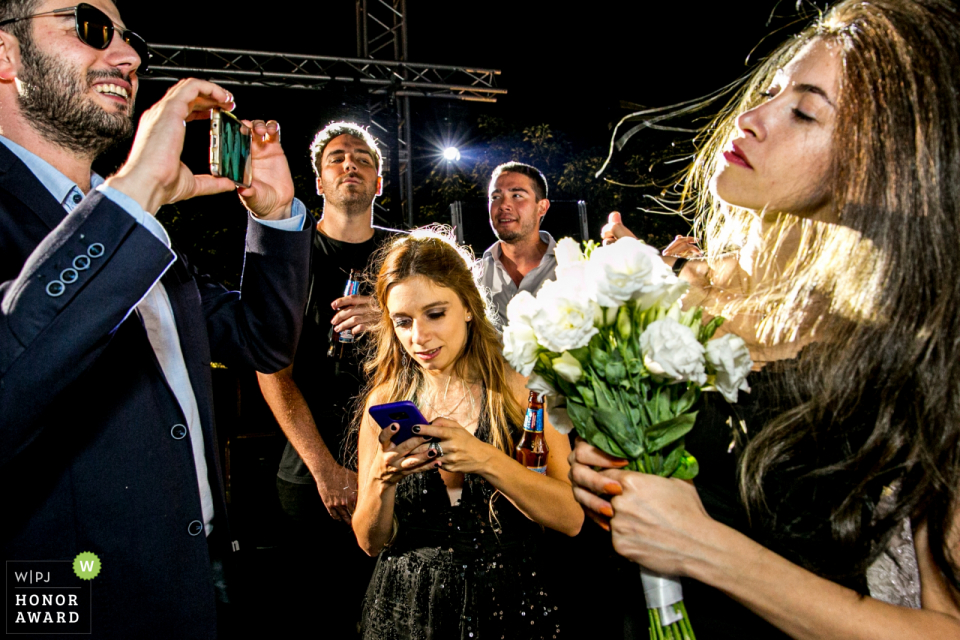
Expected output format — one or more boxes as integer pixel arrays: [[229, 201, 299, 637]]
[[278, 225, 402, 483]]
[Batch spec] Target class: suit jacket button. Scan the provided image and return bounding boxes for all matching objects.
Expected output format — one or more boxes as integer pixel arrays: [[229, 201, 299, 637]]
[[170, 424, 188, 440], [187, 520, 203, 536], [87, 243, 105, 258], [73, 255, 91, 271], [45, 280, 65, 297], [60, 268, 79, 284]]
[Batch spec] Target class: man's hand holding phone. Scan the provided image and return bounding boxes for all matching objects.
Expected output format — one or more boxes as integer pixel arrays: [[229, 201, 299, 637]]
[[237, 119, 295, 221], [105, 78, 238, 214], [105, 78, 295, 220]]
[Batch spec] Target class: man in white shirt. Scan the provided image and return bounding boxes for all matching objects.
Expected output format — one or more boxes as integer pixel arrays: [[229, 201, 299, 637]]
[[0, 1, 311, 637], [478, 161, 557, 328]]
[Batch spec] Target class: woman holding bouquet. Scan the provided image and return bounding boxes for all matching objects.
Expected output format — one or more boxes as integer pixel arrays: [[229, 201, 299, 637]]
[[572, 0, 960, 638], [352, 230, 583, 639]]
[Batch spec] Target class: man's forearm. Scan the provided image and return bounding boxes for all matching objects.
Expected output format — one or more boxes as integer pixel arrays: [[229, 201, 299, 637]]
[[257, 367, 336, 478], [0, 195, 174, 451]]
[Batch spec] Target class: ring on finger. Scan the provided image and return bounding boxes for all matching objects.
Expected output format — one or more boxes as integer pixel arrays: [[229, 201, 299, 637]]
[[428, 440, 444, 458]]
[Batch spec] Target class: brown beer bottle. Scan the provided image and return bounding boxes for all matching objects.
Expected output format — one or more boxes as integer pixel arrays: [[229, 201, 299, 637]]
[[516, 391, 549, 473], [327, 269, 361, 360]]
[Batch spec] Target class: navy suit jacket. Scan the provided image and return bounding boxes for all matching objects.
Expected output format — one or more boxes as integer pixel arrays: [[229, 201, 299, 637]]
[[0, 143, 312, 639]]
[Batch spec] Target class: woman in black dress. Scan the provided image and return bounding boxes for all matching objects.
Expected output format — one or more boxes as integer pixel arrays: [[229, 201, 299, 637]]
[[353, 230, 583, 639], [574, 0, 960, 637]]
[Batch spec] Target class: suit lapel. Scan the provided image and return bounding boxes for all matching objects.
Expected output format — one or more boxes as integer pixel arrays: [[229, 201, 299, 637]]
[[0, 143, 70, 231]]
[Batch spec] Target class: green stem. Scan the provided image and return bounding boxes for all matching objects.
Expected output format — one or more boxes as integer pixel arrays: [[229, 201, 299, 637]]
[[678, 601, 696, 640]]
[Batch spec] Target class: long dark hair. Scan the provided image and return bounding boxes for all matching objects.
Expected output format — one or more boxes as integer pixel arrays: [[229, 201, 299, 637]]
[[687, 0, 960, 587]]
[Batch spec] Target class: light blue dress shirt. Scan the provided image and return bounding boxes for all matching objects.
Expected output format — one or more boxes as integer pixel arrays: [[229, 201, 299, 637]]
[[0, 135, 306, 536]]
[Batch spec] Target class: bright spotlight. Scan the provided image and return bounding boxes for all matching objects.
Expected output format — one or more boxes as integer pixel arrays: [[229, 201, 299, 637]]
[[442, 146, 461, 162]]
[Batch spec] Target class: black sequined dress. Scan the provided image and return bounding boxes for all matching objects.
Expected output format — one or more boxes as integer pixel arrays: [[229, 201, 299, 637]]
[[360, 412, 563, 640]]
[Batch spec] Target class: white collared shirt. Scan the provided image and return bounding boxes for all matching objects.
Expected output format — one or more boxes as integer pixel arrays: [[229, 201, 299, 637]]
[[478, 231, 558, 329]]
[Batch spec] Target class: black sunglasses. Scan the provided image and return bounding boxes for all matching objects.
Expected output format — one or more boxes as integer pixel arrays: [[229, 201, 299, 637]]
[[0, 4, 150, 72]]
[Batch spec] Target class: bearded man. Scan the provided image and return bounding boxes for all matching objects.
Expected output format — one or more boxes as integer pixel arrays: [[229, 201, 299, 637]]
[[0, 1, 312, 638], [257, 122, 401, 637]]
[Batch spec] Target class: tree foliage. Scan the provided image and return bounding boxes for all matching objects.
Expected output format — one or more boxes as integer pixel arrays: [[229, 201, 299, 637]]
[[412, 115, 692, 246]]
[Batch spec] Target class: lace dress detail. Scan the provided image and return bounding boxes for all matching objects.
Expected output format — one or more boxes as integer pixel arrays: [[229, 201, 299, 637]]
[[360, 411, 563, 640]]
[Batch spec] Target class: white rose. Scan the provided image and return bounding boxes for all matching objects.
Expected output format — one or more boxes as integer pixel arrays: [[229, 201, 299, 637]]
[[551, 351, 584, 384], [503, 322, 539, 376], [636, 279, 689, 312], [551, 259, 597, 306], [640, 318, 707, 385], [555, 237, 585, 277], [531, 279, 600, 353], [705, 334, 752, 402], [588, 237, 679, 309], [505, 290, 539, 326], [526, 373, 556, 397], [545, 394, 575, 435]]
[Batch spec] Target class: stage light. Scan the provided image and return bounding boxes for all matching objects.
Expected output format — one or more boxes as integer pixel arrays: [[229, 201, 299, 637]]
[[442, 146, 461, 162]]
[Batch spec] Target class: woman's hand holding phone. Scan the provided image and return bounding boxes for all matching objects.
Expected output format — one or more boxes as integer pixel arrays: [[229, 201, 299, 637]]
[[367, 401, 495, 480], [408, 418, 496, 476], [372, 423, 436, 485], [367, 402, 436, 484]]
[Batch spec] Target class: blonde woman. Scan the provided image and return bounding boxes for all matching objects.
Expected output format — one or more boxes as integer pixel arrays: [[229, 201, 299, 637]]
[[353, 230, 583, 639]]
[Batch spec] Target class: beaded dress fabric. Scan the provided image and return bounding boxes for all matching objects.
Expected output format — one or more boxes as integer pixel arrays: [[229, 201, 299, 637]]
[[866, 495, 921, 610], [360, 409, 562, 640]]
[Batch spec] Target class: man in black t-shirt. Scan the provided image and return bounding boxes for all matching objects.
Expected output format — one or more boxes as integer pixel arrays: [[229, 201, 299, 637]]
[[258, 122, 401, 636]]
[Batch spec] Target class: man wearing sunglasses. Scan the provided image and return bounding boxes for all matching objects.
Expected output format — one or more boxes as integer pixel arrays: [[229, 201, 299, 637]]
[[0, 1, 312, 638]]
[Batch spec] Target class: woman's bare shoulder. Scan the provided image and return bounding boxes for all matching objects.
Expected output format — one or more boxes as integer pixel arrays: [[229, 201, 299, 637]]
[[363, 385, 393, 411]]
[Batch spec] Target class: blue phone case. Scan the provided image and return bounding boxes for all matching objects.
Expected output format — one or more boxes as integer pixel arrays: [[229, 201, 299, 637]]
[[368, 401, 429, 445]]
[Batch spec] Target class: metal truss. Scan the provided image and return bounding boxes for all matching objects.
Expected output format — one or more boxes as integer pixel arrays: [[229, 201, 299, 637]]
[[144, 45, 504, 103], [356, 0, 406, 61], [143, 2, 504, 227], [356, 0, 410, 227]]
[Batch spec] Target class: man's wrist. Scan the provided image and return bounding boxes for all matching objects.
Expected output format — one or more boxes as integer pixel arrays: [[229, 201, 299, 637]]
[[309, 450, 341, 479], [251, 201, 293, 221], [103, 173, 161, 216]]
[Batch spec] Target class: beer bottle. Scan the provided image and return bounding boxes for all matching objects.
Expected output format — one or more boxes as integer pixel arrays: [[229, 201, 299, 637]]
[[516, 391, 549, 474], [327, 269, 361, 360]]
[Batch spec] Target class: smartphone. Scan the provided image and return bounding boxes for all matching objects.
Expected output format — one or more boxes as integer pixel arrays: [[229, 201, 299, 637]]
[[368, 401, 429, 445], [210, 109, 253, 188]]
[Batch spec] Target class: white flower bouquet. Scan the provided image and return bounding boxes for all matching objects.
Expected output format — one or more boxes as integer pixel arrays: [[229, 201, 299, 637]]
[[503, 237, 752, 640]]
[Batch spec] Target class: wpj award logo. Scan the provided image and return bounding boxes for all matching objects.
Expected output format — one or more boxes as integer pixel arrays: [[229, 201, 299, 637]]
[[6, 552, 98, 634]]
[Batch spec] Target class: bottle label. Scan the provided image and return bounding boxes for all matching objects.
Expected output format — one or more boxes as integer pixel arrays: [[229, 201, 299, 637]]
[[526, 465, 547, 474], [522, 408, 544, 433], [338, 275, 361, 344]]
